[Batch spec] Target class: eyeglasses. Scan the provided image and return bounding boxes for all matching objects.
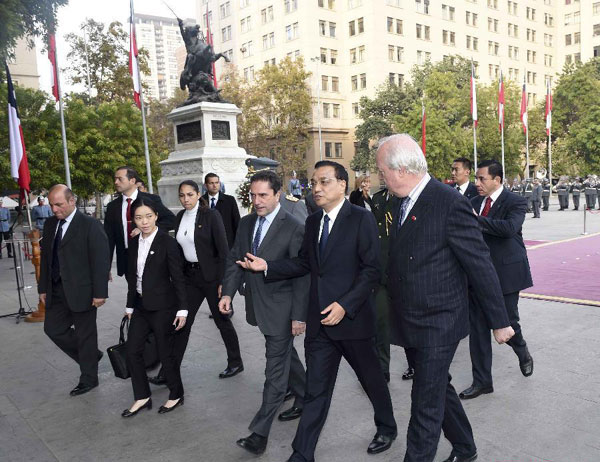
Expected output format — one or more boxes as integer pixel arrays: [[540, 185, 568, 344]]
[[310, 177, 338, 188]]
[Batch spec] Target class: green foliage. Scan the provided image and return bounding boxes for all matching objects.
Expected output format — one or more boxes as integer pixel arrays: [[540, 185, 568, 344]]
[[146, 89, 188, 161]]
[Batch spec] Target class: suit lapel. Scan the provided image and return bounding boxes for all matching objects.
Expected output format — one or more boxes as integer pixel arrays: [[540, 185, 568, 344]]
[[392, 181, 434, 246], [320, 200, 351, 264], [60, 211, 80, 248], [247, 213, 258, 252], [142, 232, 161, 273], [487, 188, 507, 218], [256, 208, 286, 256]]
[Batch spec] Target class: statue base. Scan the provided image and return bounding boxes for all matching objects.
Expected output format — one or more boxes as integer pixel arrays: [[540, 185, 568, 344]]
[[157, 102, 252, 210]]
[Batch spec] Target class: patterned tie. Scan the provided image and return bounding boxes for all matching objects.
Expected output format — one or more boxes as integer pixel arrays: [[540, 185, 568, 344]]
[[51, 219, 66, 283], [126, 198, 133, 243], [319, 214, 330, 257], [252, 216, 266, 255], [397, 197, 410, 229], [481, 196, 493, 217], [211, 197, 216, 209]]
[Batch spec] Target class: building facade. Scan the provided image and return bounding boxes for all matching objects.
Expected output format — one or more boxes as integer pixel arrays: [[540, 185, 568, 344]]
[[197, 0, 600, 175], [7, 37, 40, 90]]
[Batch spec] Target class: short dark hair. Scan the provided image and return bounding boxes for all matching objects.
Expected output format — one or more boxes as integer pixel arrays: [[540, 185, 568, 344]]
[[478, 159, 503, 181], [250, 170, 282, 194], [130, 197, 159, 217], [116, 166, 139, 181], [204, 172, 219, 184], [453, 157, 472, 172], [314, 160, 349, 194], [178, 180, 208, 209]]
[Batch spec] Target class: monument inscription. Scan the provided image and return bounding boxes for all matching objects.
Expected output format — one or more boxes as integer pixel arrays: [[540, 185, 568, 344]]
[[211, 120, 231, 140], [176, 121, 202, 144]]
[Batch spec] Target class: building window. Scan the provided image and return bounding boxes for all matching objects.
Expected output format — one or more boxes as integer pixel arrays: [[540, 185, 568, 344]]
[[415, 0, 430, 14], [443, 30, 455, 46], [488, 41, 499, 56], [330, 49, 337, 64], [319, 20, 326, 36], [240, 16, 252, 33], [331, 76, 339, 92], [488, 17, 499, 32], [284, 0, 298, 13], [416, 24, 430, 40], [352, 102, 359, 116], [332, 104, 340, 118], [594, 3, 600, 15], [526, 7, 536, 21], [240, 0, 250, 7], [360, 73, 366, 89], [325, 142, 332, 158], [322, 75, 329, 91], [323, 103, 330, 118], [545, 13, 554, 27], [574, 32, 580, 44], [334, 142, 342, 158], [220, 1, 231, 19], [507, 1, 517, 15], [320, 47, 327, 63], [349, 20, 356, 36], [358, 45, 365, 61], [527, 28, 536, 42], [221, 25, 232, 41], [387, 17, 403, 34], [329, 22, 336, 37], [442, 4, 455, 21], [544, 33, 553, 47], [487, 0, 498, 8], [286, 22, 299, 40], [466, 11, 478, 26], [350, 47, 357, 63], [351, 75, 358, 91], [565, 34, 572, 46], [544, 54, 553, 67]]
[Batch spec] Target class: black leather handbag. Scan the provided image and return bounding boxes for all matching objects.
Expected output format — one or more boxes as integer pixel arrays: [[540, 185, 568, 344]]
[[107, 316, 159, 379]]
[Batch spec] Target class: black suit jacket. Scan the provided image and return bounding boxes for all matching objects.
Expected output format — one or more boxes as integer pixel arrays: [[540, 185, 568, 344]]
[[451, 182, 478, 200], [472, 189, 533, 294], [202, 193, 240, 249], [104, 192, 175, 276], [39, 211, 110, 312], [125, 230, 187, 311], [266, 200, 380, 341], [174, 207, 229, 283], [349, 189, 375, 210], [388, 179, 510, 348]]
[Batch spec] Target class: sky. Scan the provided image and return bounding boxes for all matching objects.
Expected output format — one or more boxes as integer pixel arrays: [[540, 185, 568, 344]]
[[36, 0, 197, 94]]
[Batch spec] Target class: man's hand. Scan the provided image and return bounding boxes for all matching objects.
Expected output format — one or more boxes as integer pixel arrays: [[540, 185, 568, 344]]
[[219, 295, 232, 315], [493, 326, 515, 344], [236, 253, 267, 272], [108, 271, 113, 282], [130, 228, 141, 238], [173, 316, 187, 331], [39, 293, 46, 304], [218, 285, 222, 298], [292, 320, 306, 336], [92, 298, 106, 308], [321, 302, 346, 326]]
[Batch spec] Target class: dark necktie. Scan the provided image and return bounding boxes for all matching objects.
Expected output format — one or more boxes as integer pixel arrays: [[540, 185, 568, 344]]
[[126, 198, 133, 243], [51, 219, 66, 283], [252, 216, 266, 255], [397, 197, 409, 229], [480, 197, 493, 217], [211, 197, 216, 209], [319, 214, 330, 257]]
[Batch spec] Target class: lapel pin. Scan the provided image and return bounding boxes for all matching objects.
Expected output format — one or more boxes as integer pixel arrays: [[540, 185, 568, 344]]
[[150, 250, 155, 255], [411, 215, 417, 221]]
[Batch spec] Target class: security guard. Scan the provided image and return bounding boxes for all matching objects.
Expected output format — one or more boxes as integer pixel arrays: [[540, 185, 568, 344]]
[[556, 178, 570, 210], [584, 176, 597, 210], [542, 179, 551, 211], [524, 178, 533, 213], [571, 177, 583, 211]]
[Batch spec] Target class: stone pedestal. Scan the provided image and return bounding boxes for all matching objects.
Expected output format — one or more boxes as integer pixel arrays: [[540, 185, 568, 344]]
[[157, 102, 251, 210]]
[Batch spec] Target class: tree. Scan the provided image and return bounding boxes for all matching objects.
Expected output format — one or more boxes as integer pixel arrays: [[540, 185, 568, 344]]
[[146, 89, 188, 161], [0, 0, 67, 63]]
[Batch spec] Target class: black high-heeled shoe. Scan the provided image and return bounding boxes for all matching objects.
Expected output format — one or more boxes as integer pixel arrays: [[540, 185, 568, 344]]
[[158, 396, 184, 414], [121, 398, 152, 418]]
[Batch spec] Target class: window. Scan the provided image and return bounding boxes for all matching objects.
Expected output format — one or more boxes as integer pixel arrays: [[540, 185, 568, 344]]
[[488, 18, 499, 32], [508, 45, 519, 59], [220, 1, 231, 19], [507, 1, 517, 15], [325, 142, 332, 158], [349, 20, 356, 36], [262, 34, 268, 50], [350, 47, 357, 63], [488, 41, 499, 56], [574, 32, 580, 44], [349, 18, 364, 37], [332, 76, 339, 92], [466, 11, 478, 26], [594, 24, 600, 36], [544, 34, 553, 47], [358, 45, 365, 61], [332, 104, 340, 118], [323, 103, 330, 118], [526, 7, 536, 21], [358, 17, 364, 33], [320, 47, 327, 63], [388, 45, 404, 61], [319, 20, 326, 37], [443, 30, 455, 46], [416, 24, 430, 40], [322, 75, 328, 91], [565, 34, 572, 46], [527, 28, 536, 42], [330, 49, 337, 64], [574, 12, 580, 24], [349, 0, 364, 7], [442, 5, 455, 21], [329, 22, 336, 37], [415, 0, 430, 14], [319, 0, 336, 8], [221, 25, 232, 41], [284, 0, 298, 13], [240, 0, 250, 7], [351, 75, 358, 91], [335, 143, 342, 158], [388, 17, 403, 34], [487, 0, 498, 8], [544, 54, 553, 67], [508, 23, 518, 37], [286, 22, 299, 40], [564, 14, 572, 25], [360, 73, 366, 89], [545, 14, 554, 27], [240, 16, 252, 33], [466, 35, 479, 51], [527, 50, 536, 63], [352, 103, 359, 116], [241, 41, 253, 57], [594, 3, 600, 15]]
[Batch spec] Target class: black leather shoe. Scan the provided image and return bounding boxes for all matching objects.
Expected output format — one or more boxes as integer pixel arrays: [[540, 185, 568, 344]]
[[520, 355, 534, 377], [219, 364, 244, 379], [402, 367, 414, 380], [236, 432, 267, 455], [367, 432, 397, 454], [69, 382, 98, 396], [158, 396, 184, 414], [278, 406, 302, 421], [441, 452, 477, 462], [284, 388, 294, 401], [97, 351, 104, 362], [459, 385, 493, 400], [148, 375, 167, 386], [121, 398, 152, 418]]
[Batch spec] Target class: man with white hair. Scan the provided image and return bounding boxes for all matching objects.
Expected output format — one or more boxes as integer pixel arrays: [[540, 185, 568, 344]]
[[376, 134, 514, 462]]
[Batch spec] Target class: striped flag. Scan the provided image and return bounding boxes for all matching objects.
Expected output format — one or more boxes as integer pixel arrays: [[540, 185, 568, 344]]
[[129, 0, 141, 108], [6, 63, 31, 192], [545, 79, 552, 136], [470, 60, 478, 127], [48, 33, 59, 101], [498, 70, 505, 131], [520, 78, 528, 134], [421, 98, 426, 156]]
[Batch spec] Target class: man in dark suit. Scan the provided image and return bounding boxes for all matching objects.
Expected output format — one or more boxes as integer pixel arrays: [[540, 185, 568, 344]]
[[239, 161, 397, 462], [219, 170, 309, 456], [460, 159, 534, 401], [376, 135, 514, 462], [202, 172, 240, 249], [39, 185, 110, 396], [104, 166, 175, 278], [451, 157, 478, 200], [531, 178, 542, 218]]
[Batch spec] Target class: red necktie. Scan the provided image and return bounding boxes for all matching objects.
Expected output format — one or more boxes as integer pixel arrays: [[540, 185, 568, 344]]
[[126, 198, 133, 242], [480, 197, 493, 217]]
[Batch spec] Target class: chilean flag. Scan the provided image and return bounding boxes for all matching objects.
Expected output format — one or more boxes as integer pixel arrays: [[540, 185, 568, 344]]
[[545, 79, 552, 136], [498, 70, 505, 131], [48, 33, 59, 101], [470, 60, 478, 127], [520, 78, 528, 134], [129, 0, 141, 108], [421, 99, 426, 156], [6, 63, 31, 192]]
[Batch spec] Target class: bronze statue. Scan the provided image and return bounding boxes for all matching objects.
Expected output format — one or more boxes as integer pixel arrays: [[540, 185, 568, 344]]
[[178, 18, 230, 106]]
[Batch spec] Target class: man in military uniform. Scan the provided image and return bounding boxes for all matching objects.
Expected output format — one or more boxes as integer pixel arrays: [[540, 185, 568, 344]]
[[0, 199, 12, 259], [32, 196, 53, 231], [542, 179, 551, 211], [524, 179, 533, 213], [278, 190, 308, 222], [571, 177, 583, 211], [556, 179, 570, 210], [511, 178, 522, 195], [584, 176, 597, 210], [531, 179, 542, 218]]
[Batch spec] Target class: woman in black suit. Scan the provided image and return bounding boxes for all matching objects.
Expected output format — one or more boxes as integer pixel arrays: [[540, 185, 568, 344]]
[[122, 198, 187, 418], [148, 180, 243, 384], [349, 174, 374, 210]]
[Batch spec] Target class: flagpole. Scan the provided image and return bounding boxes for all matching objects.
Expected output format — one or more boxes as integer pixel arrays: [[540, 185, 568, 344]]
[[473, 123, 478, 171], [525, 124, 530, 179], [54, 46, 72, 189], [24, 193, 33, 231], [548, 129, 552, 189], [501, 124, 505, 181]]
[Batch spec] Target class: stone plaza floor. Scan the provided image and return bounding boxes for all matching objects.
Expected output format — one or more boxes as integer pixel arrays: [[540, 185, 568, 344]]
[[0, 197, 599, 462]]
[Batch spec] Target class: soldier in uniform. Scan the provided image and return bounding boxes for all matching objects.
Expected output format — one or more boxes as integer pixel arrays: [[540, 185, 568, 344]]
[[556, 178, 570, 210], [32, 196, 53, 231], [511, 178, 522, 195], [571, 177, 583, 211], [584, 175, 597, 210], [278, 191, 308, 222], [542, 178, 551, 211], [524, 178, 533, 213], [531, 179, 542, 218], [0, 199, 13, 259]]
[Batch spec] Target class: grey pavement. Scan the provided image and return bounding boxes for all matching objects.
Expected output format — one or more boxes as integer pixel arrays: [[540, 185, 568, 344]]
[[0, 198, 599, 462]]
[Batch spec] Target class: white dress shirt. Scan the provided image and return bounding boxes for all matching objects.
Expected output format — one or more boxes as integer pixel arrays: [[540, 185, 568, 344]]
[[176, 202, 199, 262], [252, 204, 280, 250], [121, 189, 138, 249], [479, 186, 504, 215], [318, 198, 345, 241], [456, 181, 468, 195], [400, 173, 431, 225], [125, 227, 187, 317], [208, 192, 219, 209], [55, 207, 77, 237]]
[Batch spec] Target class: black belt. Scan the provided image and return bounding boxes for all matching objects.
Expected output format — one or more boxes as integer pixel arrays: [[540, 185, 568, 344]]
[[185, 262, 201, 269]]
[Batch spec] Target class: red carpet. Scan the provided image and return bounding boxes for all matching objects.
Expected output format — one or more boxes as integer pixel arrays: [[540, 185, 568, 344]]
[[522, 233, 600, 306]]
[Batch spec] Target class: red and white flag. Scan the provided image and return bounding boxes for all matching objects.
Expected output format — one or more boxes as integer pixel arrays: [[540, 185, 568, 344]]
[[520, 78, 528, 134], [470, 60, 478, 127], [48, 33, 59, 102], [421, 99, 426, 156], [6, 63, 31, 192], [545, 79, 552, 136], [498, 71, 505, 131], [206, 4, 217, 88], [129, 0, 141, 108]]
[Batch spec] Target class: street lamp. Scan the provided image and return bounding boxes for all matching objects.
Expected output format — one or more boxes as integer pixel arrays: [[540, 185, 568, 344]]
[[310, 56, 323, 161]]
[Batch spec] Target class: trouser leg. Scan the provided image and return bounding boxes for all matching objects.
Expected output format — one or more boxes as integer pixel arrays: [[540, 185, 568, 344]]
[[503, 292, 529, 361], [374, 285, 391, 377], [44, 282, 80, 364], [288, 344, 306, 408], [148, 309, 184, 400], [127, 308, 153, 400], [71, 308, 99, 386], [468, 296, 493, 387]]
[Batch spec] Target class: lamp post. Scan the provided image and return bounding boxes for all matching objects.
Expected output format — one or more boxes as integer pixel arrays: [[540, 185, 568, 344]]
[[310, 56, 323, 161]]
